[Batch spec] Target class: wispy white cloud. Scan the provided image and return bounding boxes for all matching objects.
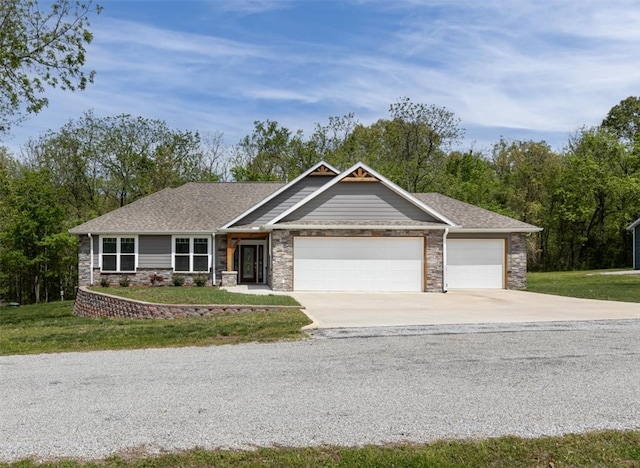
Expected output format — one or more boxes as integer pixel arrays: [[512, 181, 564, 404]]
[[4, 0, 639, 155], [210, 0, 293, 14]]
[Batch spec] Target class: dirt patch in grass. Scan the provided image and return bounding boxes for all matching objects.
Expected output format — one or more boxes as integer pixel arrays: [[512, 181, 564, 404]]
[[3, 430, 639, 467]]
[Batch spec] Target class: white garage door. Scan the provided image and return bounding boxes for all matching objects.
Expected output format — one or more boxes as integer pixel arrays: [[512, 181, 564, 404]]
[[294, 237, 423, 292], [447, 239, 505, 289]]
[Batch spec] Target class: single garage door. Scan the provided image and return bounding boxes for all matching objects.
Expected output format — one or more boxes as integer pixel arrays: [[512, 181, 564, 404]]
[[447, 238, 505, 289], [294, 237, 423, 291]]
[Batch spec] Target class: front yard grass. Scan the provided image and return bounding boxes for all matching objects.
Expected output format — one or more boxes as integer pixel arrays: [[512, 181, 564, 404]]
[[2, 430, 639, 467], [89, 285, 300, 306], [0, 301, 311, 356], [527, 269, 640, 303]]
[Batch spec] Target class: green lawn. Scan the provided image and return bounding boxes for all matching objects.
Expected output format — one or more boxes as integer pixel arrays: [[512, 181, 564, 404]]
[[89, 285, 300, 306], [527, 269, 640, 303], [2, 430, 638, 467], [0, 301, 311, 356]]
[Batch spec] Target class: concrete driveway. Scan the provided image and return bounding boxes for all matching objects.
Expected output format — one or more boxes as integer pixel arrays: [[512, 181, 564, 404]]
[[290, 290, 640, 329]]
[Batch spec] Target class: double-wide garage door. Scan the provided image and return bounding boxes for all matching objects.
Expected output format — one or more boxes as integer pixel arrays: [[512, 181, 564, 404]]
[[293, 236, 506, 291], [447, 238, 505, 289], [294, 237, 423, 292]]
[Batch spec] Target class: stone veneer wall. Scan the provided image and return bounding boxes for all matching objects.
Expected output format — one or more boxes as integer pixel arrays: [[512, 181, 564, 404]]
[[270, 229, 445, 292], [271, 230, 293, 291], [74, 287, 302, 319], [78, 235, 92, 286], [507, 233, 527, 290], [215, 235, 228, 283], [426, 231, 444, 292], [91, 269, 214, 287]]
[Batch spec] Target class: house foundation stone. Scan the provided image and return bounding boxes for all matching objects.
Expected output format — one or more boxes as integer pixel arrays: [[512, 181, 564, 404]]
[[426, 231, 444, 292], [271, 230, 293, 291], [78, 235, 92, 286], [508, 233, 527, 289], [221, 271, 238, 287]]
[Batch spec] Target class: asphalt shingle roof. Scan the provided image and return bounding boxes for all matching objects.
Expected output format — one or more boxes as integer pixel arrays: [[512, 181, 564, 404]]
[[69, 182, 540, 234], [412, 193, 539, 230], [69, 182, 284, 234]]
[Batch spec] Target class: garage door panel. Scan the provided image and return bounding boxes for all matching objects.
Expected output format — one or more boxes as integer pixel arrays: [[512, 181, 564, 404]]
[[294, 237, 422, 292], [447, 239, 504, 289]]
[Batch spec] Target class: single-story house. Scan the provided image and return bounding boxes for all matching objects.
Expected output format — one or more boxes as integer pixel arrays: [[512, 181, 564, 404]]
[[70, 161, 542, 292], [628, 218, 640, 270]]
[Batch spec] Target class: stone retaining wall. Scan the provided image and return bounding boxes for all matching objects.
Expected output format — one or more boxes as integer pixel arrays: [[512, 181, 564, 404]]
[[73, 287, 302, 319]]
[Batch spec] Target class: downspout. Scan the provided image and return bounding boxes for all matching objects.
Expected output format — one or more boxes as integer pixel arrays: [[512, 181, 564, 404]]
[[88, 233, 94, 286], [442, 228, 449, 293], [268, 233, 272, 287], [211, 233, 216, 286]]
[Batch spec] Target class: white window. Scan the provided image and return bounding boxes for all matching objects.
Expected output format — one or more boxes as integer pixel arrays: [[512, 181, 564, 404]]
[[100, 236, 137, 272], [173, 236, 210, 272]]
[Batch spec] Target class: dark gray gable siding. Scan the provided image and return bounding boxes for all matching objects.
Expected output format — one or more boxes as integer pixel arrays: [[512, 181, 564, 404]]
[[139, 235, 171, 269], [232, 176, 333, 226], [635, 225, 640, 270], [282, 182, 440, 222]]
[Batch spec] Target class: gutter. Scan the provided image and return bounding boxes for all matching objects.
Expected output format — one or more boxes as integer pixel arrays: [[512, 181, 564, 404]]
[[448, 227, 542, 234], [268, 224, 457, 231]]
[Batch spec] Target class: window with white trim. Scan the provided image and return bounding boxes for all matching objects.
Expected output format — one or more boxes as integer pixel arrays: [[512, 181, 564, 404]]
[[101, 236, 136, 272], [173, 237, 210, 272]]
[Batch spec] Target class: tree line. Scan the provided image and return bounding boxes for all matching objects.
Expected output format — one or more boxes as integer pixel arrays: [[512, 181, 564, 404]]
[[1, 96, 639, 303]]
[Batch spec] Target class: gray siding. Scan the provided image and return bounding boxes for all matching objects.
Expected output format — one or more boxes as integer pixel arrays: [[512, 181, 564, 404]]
[[282, 182, 439, 222], [635, 226, 640, 270], [233, 176, 332, 226], [139, 235, 171, 269]]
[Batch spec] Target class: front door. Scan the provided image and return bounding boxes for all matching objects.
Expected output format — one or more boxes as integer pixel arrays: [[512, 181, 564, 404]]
[[239, 245, 257, 283]]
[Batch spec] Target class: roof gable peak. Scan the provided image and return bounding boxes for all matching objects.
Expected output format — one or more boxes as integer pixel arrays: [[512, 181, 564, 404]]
[[220, 160, 339, 229], [308, 163, 338, 177], [266, 161, 457, 227]]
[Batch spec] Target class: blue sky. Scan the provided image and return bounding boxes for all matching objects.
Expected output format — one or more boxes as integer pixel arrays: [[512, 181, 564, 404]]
[[5, 0, 640, 155]]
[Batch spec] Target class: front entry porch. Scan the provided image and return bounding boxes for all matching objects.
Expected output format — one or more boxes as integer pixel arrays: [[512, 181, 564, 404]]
[[222, 233, 269, 287]]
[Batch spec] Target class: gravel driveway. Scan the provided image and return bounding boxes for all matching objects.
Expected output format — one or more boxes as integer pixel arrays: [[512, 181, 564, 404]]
[[1, 321, 639, 461]]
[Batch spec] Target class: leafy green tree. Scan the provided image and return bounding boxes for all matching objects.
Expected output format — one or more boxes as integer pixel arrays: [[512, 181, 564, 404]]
[[26, 111, 206, 214], [490, 139, 564, 269], [330, 120, 388, 170], [231, 120, 307, 181], [0, 0, 101, 134], [0, 165, 76, 303], [555, 127, 640, 269], [386, 97, 463, 192], [308, 113, 358, 167], [601, 96, 640, 146], [491, 139, 562, 224], [442, 150, 500, 209]]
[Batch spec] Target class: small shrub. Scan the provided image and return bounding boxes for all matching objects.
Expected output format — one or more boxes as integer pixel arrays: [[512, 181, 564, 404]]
[[193, 274, 207, 287], [118, 276, 130, 287], [99, 277, 110, 288], [149, 273, 165, 286], [172, 274, 185, 287]]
